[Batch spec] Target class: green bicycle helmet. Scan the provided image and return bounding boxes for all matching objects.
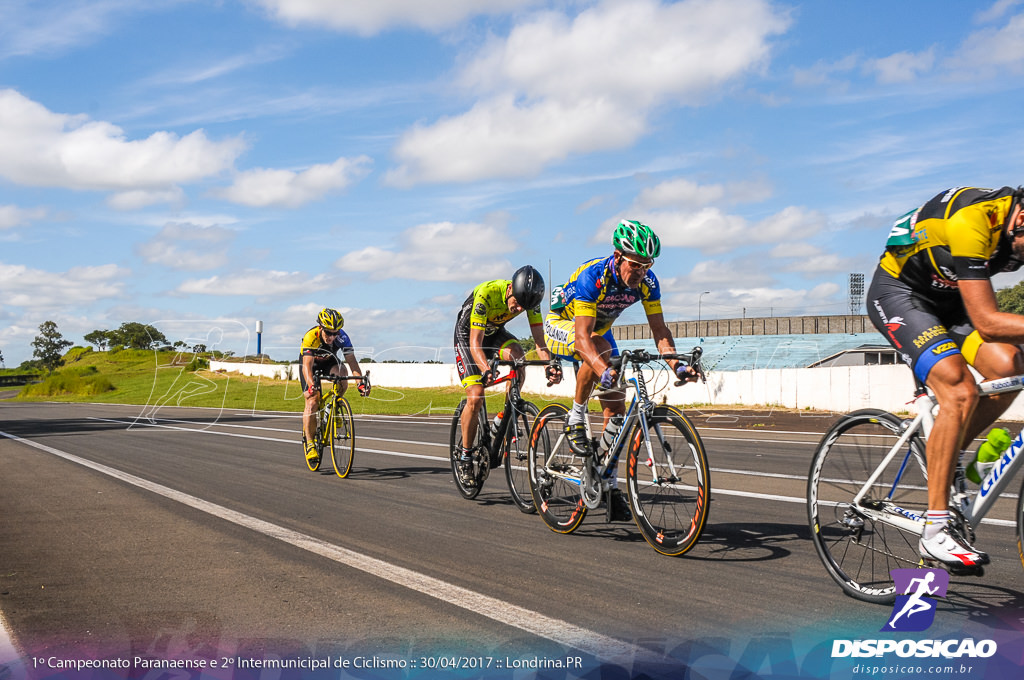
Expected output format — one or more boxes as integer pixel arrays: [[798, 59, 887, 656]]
[[612, 219, 661, 259], [317, 308, 344, 332]]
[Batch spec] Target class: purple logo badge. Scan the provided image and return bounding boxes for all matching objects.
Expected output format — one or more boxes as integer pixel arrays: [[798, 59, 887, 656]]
[[882, 568, 948, 632]]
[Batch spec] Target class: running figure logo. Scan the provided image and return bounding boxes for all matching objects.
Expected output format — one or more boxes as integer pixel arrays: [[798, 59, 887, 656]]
[[882, 568, 948, 632]]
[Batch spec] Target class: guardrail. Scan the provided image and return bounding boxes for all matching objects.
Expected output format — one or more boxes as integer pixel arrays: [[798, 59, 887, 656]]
[[0, 374, 37, 387]]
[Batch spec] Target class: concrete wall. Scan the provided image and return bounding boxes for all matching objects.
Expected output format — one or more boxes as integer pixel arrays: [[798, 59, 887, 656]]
[[208, 360, 1024, 420], [614, 314, 873, 340]]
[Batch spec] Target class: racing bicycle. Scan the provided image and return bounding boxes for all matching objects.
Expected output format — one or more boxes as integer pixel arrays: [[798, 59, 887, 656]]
[[527, 348, 710, 556], [305, 371, 370, 478], [807, 373, 1024, 603], [449, 358, 558, 511]]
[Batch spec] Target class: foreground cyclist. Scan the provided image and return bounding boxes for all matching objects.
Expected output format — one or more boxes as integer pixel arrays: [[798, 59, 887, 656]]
[[867, 186, 1024, 571], [544, 220, 697, 521], [454, 266, 562, 484], [300, 308, 370, 467]]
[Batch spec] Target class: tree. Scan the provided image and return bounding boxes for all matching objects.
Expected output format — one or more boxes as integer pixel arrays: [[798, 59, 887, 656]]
[[996, 281, 1024, 315], [108, 322, 168, 349], [84, 329, 113, 351], [0, 348, 4, 368], [31, 321, 73, 374]]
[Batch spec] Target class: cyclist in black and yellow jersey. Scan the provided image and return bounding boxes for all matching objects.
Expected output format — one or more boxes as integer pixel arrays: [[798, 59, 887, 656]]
[[454, 266, 562, 481], [300, 308, 369, 467], [867, 186, 1024, 570], [544, 220, 697, 521]]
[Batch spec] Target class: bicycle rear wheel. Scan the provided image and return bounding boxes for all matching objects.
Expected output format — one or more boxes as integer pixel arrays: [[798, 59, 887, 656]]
[[626, 405, 710, 556], [505, 400, 538, 513], [331, 397, 356, 478], [807, 409, 928, 604], [528, 403, 587, 533], [449, 399, 488, 499]]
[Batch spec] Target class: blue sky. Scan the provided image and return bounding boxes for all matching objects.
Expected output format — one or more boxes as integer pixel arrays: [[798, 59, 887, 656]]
[[3, 0, 1024, 366]]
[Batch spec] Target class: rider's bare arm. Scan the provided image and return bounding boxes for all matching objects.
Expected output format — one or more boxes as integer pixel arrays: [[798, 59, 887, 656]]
[[961, 279, 1024, 344]]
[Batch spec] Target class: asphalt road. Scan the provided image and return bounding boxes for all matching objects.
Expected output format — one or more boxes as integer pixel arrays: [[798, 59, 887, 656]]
[[2, 400, 1024, 677]]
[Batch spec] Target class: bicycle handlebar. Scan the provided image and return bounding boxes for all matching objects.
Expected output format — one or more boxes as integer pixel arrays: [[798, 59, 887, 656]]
[[486, 356, 563, 388], [607, 347, 706, 387]]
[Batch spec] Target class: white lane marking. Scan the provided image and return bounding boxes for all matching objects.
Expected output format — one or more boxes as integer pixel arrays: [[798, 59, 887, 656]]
[[0, 429, 664, 667], [81, 417, 1020, 528]]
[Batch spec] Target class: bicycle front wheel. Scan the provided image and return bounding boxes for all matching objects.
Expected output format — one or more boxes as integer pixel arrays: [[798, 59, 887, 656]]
[[626, 405, 710, 556], [807, 409, 928, 604], [528, 403, 587, 533], [331, 397, 356, 478], [505, 400, 539, 513], [450, 399, 488, 499]]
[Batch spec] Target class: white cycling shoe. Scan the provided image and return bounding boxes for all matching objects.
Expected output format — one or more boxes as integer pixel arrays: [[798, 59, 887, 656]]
[[919, 526, 989, 572]]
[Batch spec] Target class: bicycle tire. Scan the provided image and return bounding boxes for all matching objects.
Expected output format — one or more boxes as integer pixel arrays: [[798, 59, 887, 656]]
[[807, 408, 928, 604], [626, 405, 710, 556], [449, 398, 488, 499], [331, 397, 356, 478], [528, 403, 587, 533], [505, 400, 539, 513], [1016, 477, 1024, 572]]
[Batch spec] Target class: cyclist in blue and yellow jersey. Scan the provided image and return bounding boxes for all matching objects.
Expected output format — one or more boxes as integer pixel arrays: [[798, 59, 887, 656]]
[[454, 265, 562, 483], [867, 186, 1024, 570], [545, 219, 697, 521], [300, 308, 369, 467]]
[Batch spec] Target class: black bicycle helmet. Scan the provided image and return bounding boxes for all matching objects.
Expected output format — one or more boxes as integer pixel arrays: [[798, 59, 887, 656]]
[[510, 265, 545, 310]]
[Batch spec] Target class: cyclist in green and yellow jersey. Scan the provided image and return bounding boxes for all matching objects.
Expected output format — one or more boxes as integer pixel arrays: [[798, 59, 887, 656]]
[[453, 266, 562, 483]]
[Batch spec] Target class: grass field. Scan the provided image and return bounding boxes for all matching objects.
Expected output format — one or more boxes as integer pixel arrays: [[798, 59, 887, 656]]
[[8, 347, 571, 416]]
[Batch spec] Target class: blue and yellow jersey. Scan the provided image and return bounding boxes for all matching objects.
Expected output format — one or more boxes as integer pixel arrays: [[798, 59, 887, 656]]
[[879, 186, 1022, 295], [456, 279, 543, 336], [550, 255, 663, 334], [299, 326, 353, 363]]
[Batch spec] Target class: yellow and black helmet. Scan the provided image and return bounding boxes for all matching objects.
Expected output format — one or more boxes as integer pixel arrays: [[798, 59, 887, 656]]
[[317, 307, 344, 332]]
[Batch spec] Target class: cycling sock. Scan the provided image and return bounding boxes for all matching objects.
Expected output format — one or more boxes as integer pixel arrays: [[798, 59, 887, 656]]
[[567, 401, 587, 426], [923, 510, 949, 540]]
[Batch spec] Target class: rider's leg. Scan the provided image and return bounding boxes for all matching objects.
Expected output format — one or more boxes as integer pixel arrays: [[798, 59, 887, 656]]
[[331, 362, 348, 398], [924, 353, 979, 518], [960, 341, 1024, 443], [461, 382, 485, 446]]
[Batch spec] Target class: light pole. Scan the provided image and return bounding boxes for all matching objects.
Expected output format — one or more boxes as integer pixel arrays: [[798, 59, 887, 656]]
[[697, 291, 710, 336]]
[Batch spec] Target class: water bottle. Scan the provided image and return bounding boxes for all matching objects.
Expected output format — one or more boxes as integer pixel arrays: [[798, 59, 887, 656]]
[[491, 411, 504, 434], [597, 416, 623, 455], [966, 427, 1011, 484]]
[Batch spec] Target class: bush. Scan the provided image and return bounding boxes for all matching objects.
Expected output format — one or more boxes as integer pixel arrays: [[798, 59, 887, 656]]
[[22, 369, 115, 397], [65, 346, 93, 363]]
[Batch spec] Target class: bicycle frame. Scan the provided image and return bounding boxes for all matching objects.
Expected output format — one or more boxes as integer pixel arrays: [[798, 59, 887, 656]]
[[852, 375, 1024, 533], [483, 358, 553, 461], [575, 349, 703, 504]]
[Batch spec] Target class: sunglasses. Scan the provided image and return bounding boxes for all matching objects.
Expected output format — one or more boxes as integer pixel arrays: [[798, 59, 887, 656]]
[[621, 256, 654, 270]]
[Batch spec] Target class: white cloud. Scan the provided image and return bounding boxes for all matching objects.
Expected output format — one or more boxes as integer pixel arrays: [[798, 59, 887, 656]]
[[866, 48, 936, 84], [0, 204, 47, 230], [386, 95, 644, 186], [251, 0, 541, 35], [632, 177, 772, 211], [388, 0, 791, 184], [177, 269, 336, 296], [135, 222, 236, 271], [0, 0, 144, 59], [950, 12, 1024, 74], [0, 89, 245, 192], [0, 262, 127, 308], [107, 187, 185, 211], [214, 155, 372, 207], [336, 219, 514, 281]]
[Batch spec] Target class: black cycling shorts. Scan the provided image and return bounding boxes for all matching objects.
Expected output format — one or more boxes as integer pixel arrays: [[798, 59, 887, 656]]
[[866, 266, 982, 384], [453, 323, 517, 388]]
